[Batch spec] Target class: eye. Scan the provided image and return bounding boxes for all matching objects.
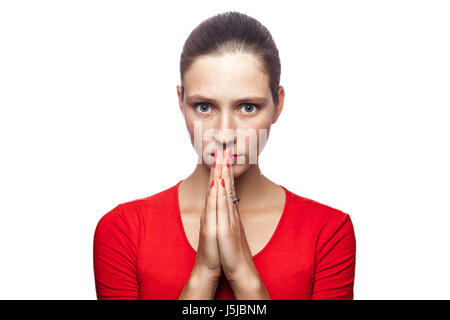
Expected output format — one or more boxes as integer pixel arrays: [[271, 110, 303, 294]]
[[239, 103, 259, 115], [194, 103, 213, 114]]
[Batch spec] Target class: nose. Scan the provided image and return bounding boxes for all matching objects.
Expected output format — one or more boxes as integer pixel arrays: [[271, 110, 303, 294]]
[[215, 110, 237, 152]]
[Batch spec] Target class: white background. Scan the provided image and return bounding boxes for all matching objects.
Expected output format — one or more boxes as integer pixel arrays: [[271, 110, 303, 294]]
[[1, 0, 449, 299]]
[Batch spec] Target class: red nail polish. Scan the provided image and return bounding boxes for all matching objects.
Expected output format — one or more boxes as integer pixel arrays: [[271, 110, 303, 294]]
[[226, 149, 232, 167], [213, 160, 216, 168], [211, 179, 214, 188], [221, 178, 225, 187]]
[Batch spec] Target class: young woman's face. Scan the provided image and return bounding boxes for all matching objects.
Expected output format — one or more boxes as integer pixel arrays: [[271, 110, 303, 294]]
[[177, 52, 284, 178]]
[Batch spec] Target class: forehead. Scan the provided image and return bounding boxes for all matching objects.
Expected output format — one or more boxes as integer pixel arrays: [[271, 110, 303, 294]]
[[183, 52, 270, 98]]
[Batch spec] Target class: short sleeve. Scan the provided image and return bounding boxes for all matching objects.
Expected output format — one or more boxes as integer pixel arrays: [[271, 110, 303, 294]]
[[312, 212, 356, 300], [93, 206, 139, 299]]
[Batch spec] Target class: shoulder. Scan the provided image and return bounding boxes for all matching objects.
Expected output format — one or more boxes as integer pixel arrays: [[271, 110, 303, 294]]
[[283, 187, 355, 246], [94, 181, 180, 235], [285, 187, 351, 225], [283, 188, 356, 267]]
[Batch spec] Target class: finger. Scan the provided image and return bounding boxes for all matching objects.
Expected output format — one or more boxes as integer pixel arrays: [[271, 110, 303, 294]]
[[212, 148, 224, 227], [217, 174, 230, 231], [225, 148, 239, 218], [203, 176, 218, 229], [203, 148, 220, 225], [208, 158, 214, 188], [222, 149, 235, 219], [213, 148, 223, 181], [227, 149, 238, 208], [205, 152, 215, 213]]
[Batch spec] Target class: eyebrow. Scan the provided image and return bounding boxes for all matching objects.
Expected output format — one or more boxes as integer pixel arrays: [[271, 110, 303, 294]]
[[185, 94, 267, 105]]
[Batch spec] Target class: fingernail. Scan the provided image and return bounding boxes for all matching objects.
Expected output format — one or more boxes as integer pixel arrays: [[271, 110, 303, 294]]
[[221, 178, 225, 187], [211, 179, 214, 188], [213, 160, 216, 168]]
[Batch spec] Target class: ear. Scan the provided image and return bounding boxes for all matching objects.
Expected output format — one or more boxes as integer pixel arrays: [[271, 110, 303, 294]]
[[272, 85, 285, 124], [176, 85, 183, 113]]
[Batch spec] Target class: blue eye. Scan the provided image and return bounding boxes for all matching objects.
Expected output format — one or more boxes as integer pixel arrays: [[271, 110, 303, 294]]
[[240, 103, 258, 114], [195, 103, 212, 114]]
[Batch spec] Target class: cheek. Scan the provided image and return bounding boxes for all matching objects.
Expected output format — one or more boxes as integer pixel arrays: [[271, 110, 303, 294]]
[[239, 120, 272, 157], [256, 126, 271, 154], [184, 109, 195, 139], [254, 114, 273, 153], [184, 113, 205, 147], [185, 117, 217, 162]]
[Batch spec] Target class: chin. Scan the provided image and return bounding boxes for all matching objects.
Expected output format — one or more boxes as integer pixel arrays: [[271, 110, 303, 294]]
[[228, 163, 249, 179]]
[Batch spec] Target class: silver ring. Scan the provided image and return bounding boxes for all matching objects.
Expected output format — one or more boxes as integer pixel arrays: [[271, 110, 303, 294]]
[[232, 197, 239, 203]]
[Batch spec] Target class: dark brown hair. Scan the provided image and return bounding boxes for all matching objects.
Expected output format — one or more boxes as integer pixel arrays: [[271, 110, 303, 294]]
[[179, 11, 281, 104]]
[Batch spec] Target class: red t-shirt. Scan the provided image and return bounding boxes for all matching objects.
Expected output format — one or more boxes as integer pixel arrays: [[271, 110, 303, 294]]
[[93, 179, 356, 300]]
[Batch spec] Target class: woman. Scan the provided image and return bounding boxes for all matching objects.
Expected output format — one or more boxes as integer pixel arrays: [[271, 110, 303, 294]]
[[93, 11, 356, 300]]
